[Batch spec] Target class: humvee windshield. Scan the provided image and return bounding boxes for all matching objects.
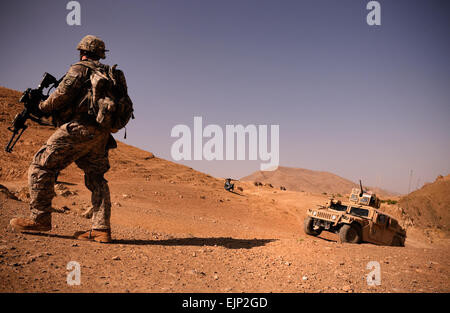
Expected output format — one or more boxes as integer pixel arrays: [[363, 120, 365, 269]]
[[330, 202, 347, 211], [349, 207, 369, 217]]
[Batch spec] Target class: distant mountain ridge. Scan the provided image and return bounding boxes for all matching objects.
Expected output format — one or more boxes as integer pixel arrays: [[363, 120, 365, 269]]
[[241, 166, 395, 197]]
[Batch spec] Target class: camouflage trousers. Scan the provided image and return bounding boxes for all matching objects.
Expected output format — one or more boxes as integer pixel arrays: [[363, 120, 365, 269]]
[[28, 120, 111, 230]]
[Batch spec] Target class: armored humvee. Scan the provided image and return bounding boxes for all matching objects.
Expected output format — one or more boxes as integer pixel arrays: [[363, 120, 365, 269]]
[[303, 181, 406, 246]]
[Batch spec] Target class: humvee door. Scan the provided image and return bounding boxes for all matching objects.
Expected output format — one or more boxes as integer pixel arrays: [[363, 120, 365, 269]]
[[369, 212, 390, 244]]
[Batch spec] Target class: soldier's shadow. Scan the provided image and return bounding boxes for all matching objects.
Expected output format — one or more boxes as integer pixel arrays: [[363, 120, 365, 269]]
[[22, 232, 276, 249], [114, 237, 276, 249]]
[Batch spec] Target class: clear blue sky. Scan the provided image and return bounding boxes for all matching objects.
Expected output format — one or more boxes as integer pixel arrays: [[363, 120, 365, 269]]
[[1, 0, 449, 194]]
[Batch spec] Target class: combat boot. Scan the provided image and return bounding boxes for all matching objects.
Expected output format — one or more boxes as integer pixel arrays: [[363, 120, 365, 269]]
[[10, 217, 52, 232], [73, 229, 112, 243]]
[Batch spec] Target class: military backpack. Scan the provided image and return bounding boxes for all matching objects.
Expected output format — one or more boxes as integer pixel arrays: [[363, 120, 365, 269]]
[[77, 61, 134, 135]]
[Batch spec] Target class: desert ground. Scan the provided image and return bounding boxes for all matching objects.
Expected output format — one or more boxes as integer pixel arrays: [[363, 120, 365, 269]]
[[0, 86, 449, 293]]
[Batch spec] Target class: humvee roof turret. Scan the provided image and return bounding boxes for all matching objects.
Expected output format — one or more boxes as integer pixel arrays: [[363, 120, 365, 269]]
[[303, 180, 406, 246]]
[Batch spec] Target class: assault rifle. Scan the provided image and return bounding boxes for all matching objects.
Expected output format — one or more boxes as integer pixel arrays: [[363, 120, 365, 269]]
[[5, 73, 60, 153]]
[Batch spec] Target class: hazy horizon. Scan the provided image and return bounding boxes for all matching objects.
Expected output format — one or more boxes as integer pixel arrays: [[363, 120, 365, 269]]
[[1, 0, 449, 194]]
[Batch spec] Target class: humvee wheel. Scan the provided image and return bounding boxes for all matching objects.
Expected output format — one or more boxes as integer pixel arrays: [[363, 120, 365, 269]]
[[339, 224, 361, 243], [304, 217, 322, 236]]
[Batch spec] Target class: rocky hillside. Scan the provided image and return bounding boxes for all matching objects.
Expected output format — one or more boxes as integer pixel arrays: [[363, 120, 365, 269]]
[[398, 174, 450, 235]]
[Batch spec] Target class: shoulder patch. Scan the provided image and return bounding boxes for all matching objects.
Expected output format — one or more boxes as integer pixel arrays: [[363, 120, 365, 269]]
[[64, 77, 75, 86], [58, 72, 80, 94]]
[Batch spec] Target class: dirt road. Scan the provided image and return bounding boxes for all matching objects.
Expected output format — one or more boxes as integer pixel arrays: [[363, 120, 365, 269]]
[[1, 169, 448, 293]]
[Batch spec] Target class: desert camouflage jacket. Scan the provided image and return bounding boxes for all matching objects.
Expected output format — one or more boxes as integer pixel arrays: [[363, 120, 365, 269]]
[[39, 59, 103, 126]]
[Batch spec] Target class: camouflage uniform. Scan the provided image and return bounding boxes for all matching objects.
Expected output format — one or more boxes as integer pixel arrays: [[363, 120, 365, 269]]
[[29, 59, 112, 230]]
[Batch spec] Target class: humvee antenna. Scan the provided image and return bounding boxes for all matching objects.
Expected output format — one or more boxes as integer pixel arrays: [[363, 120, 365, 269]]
[[406, 169, 413, 212], [407, 170, 413, 195]]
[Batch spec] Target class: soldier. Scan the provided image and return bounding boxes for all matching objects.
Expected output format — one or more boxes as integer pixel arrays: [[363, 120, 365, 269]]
[[10, 35, 120, 243], [224, 178, 234, 192]]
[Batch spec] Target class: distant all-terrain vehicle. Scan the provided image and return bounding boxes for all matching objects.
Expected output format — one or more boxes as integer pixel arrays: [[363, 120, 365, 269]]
[[224, 178, 235, 192], [303, 181, 406, 246]]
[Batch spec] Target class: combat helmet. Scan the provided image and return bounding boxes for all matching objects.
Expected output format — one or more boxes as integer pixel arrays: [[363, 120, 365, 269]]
[[76, 35, 108, 59]]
